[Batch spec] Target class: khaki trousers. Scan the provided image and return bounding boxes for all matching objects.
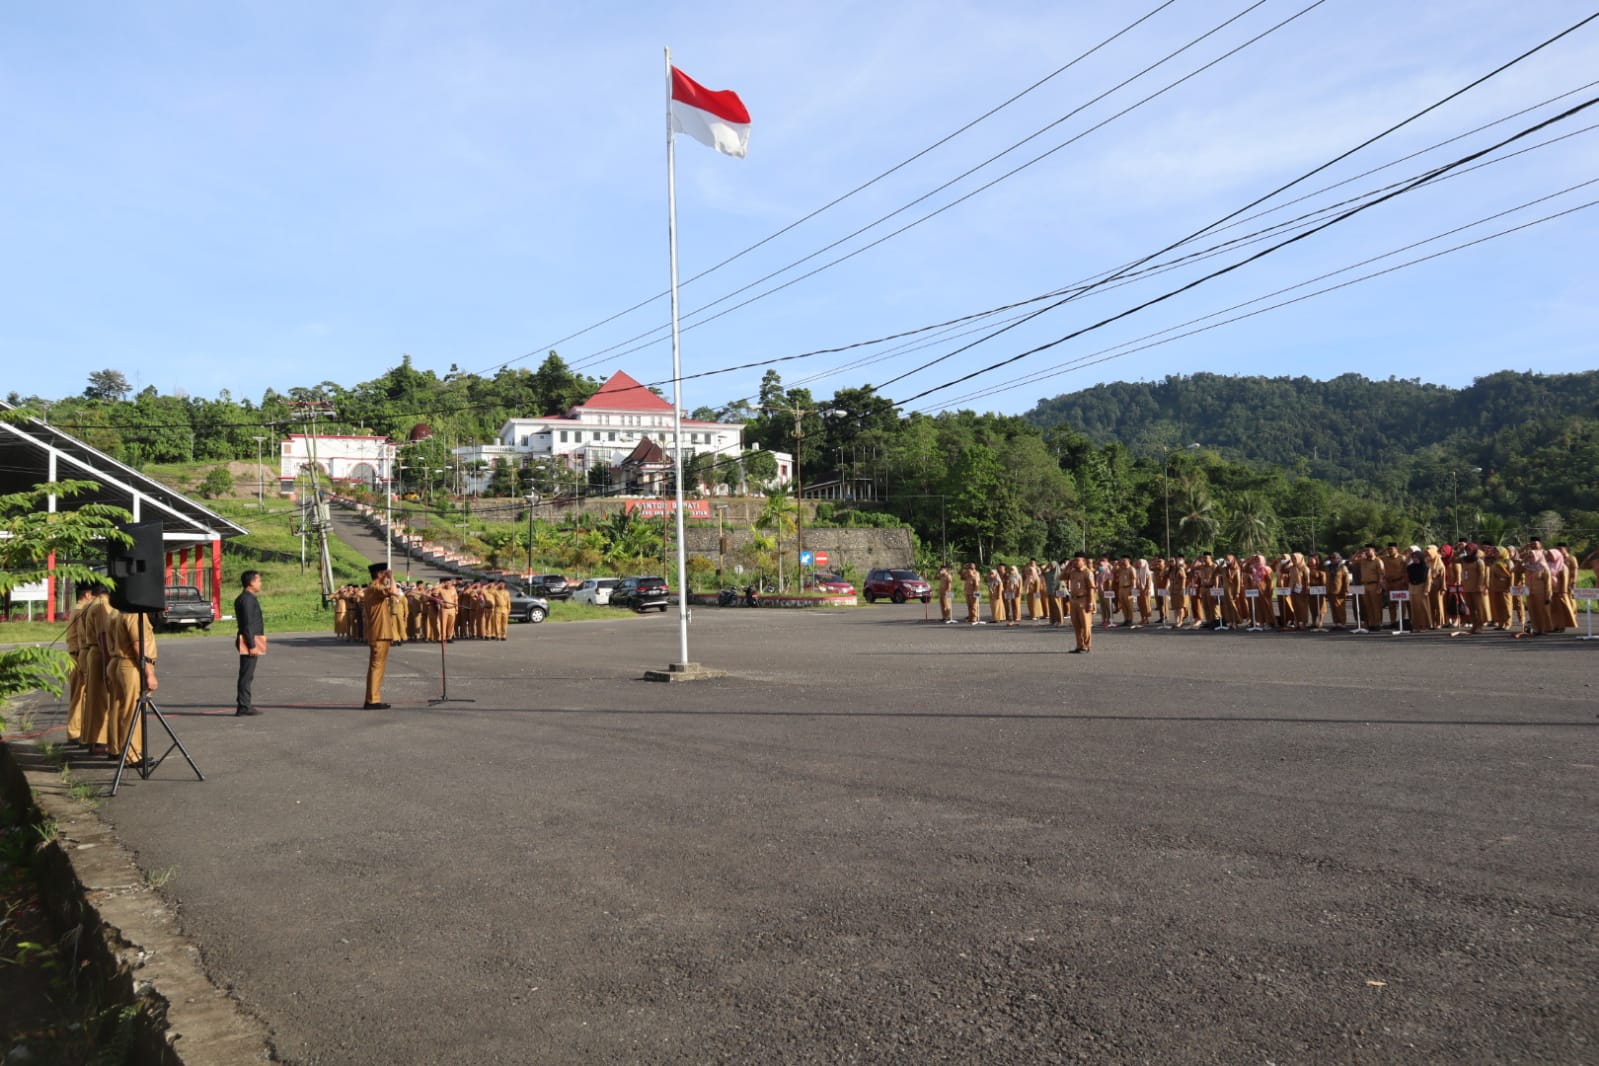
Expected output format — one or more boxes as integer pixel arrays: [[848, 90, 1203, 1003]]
[[1070, 602, 1094, 650], [365, 641, 392, 704], [107, 657, 144, 761]]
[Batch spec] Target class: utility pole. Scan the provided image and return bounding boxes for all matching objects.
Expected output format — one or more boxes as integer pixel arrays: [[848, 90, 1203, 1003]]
[[251, 435, 267, 510], [762, 402, 840, 591], [290, 400, 337, 604]]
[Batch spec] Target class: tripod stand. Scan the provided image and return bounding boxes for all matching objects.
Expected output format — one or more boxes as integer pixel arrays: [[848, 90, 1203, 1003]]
[[111, 611, 204, 795]]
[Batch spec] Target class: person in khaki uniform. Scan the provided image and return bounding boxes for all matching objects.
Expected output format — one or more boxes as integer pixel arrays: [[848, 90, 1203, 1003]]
[[1001, 564, 1022, 627], [106, 606, 158, 766], [1459, 545, 1488, 634], [1485, 546, 1513, 629], [1065, 554, 1096, 653], [936, 565, 954, 624], [986, 567, 1005, 624], [960, 562, 983, 625], [1131, 558, 1154, 628], [1216, 555, 1243, 630], [1022, 560, 1042, 621], [1355, 546, 1384, 631], [1325, 553, 1350, 628], [1189, 554, 1215, 627], [63, 586, 96, 745], [1165, 556, 1188, 629], [440, 579, 462, 642], [1112, 557, 1136, 628], [362, 563, 406, 708], [1379, 544, 1407, 628], [79, 587, 115, 756], [1405, 548, 1433, 631], [493, 580, 511, 639]]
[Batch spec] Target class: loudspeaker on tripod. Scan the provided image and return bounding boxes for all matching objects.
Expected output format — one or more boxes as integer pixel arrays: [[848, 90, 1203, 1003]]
[[108, 520, 166, 613]]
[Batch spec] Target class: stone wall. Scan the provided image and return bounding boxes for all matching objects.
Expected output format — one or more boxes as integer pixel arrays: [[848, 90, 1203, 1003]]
[[680, 526, 916, 578]]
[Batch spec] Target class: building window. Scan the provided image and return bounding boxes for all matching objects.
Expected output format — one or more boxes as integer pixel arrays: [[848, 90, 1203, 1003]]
[[608, 431, 616, 441], [559, 431, 568, 443]]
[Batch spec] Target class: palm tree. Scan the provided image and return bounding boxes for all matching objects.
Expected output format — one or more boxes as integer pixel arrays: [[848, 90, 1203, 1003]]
[[1176, 476, 1217, 551], [1226, 493, 1279, 556]]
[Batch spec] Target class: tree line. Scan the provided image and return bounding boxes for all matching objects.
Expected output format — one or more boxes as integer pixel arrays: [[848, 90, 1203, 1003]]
[[10, 361, 1597, 566]]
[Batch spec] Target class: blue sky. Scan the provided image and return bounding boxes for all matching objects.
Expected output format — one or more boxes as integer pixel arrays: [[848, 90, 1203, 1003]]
[[4, 1, 1596, 418]]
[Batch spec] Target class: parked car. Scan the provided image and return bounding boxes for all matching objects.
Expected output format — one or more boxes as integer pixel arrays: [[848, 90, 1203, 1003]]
[[525, 574, 572, 600], [158, 585, 215, 630], [571, 577, 621, 606], [863, 568, 931, 604], [806, 571, 856, 595], [611, 576, 670, 613], [508, 587, 549, 624]]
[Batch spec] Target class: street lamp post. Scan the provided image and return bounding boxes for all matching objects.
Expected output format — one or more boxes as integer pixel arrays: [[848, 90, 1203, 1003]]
[[1451, 467, 1483, 541], [251, 435, 267, 510], [525, 493, 538, 574], [716, 504, 729, 586]]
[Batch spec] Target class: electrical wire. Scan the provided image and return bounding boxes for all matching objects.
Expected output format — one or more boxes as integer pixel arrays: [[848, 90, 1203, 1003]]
[[889, 93, 1599, 408], [470, 0, 1189, 377]]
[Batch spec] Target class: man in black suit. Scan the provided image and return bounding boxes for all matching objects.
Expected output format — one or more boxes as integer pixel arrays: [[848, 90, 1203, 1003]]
[[234, 570, 266, 716]]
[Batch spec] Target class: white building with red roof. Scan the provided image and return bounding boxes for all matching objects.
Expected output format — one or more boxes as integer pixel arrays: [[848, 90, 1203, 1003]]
[[454, 370, 788, 495]]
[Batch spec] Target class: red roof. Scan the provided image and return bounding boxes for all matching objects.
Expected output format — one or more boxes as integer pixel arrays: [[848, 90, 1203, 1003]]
[[574, 371, 674, 414]]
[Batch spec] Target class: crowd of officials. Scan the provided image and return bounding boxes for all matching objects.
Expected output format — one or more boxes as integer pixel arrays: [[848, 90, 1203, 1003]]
[[330, 576, 513, 643], [938, 539, 1597, 653]]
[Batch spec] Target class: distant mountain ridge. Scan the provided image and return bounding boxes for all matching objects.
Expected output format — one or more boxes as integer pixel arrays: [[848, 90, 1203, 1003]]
[[1025, 370, 1599, 474]]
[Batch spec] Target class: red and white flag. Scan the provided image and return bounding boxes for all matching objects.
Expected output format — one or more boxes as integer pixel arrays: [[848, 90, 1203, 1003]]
[[670, 66, 750, 159]]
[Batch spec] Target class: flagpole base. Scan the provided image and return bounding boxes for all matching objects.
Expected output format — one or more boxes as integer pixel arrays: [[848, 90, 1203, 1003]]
[[645, 661, 728, 683]]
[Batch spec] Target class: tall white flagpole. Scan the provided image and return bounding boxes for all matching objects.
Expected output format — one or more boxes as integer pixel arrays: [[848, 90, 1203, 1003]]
[[665, 47, 692, 668]]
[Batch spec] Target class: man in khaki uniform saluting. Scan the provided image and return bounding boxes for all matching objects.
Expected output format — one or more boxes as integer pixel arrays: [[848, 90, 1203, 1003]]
[[362, 563, 405, 709]]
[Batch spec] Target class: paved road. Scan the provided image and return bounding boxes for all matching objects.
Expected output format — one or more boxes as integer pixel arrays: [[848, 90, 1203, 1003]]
[[27, 610, 1599, 1064], [325, 504, 461, 584]]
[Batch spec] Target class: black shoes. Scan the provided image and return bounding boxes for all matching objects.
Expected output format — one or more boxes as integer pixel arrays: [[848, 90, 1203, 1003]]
[[236, 706, 262, 716], [362, 702, 391, 710]]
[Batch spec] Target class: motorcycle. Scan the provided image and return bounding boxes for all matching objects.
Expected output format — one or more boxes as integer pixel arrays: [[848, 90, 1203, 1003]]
[[718, 585, 760, 607]]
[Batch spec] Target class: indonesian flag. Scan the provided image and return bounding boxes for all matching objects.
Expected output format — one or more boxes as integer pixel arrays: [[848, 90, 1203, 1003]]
[[670, 66, 750, 159]]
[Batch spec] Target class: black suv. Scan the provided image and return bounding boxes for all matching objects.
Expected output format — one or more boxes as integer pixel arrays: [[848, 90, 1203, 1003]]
[[158, 585, 216, 630], [526, 574, 571, 600], [611, 576, 670, 613]]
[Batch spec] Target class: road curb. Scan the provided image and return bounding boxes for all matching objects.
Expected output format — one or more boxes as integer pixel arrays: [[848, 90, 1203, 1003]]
[[2, 708, 274, 1065]]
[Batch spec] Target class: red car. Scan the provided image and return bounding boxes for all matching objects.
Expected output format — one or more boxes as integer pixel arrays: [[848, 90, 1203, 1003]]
[[806, 572, 856, 595], [863, 568, 931, 604]]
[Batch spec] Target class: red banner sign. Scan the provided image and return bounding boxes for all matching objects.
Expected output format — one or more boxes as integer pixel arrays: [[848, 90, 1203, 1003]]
[[624, 498, 712, 519]]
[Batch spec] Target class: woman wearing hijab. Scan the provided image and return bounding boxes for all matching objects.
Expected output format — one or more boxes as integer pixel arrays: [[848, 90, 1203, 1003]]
[[1522, 546, 1554, 635], [1548, 547, 1578, 631], [1132, 558, 1153, 628]]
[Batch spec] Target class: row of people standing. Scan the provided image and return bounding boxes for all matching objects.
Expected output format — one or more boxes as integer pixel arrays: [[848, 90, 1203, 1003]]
[[935, 539, 1593, 639], [331, 577, 513, 643], [63, 585, 158, 765]]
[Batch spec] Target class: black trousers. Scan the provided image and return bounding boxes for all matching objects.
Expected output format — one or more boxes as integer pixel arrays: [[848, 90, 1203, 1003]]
[[236, 655, 259, 712]]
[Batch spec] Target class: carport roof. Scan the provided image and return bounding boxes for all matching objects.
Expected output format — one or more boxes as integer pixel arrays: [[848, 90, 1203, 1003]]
[[0, 400, 249, 543]]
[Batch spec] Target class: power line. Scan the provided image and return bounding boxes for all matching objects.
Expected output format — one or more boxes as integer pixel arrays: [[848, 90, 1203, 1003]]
[[564, 0, 1324, 375], [864, 13, 1599, 400], [469, 0, 1189, 378], [889, 94, 1599, 408], [932, 181, 1599, 409]]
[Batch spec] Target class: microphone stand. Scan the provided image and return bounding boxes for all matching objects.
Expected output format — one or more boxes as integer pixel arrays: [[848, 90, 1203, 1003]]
[[424, 592, 474, 707]]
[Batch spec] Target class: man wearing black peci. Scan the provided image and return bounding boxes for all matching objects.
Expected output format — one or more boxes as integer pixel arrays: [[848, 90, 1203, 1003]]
[[234, 570, 266, 715]]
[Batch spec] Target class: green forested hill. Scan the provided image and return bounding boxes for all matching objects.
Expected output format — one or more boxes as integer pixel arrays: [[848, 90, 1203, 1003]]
[[1026, 370, 1599, 472], [1026, 370, 1599, 520]]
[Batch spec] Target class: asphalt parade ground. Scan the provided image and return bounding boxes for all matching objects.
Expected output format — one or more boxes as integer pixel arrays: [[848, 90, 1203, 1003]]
[[18, 606, 1599, 1064]]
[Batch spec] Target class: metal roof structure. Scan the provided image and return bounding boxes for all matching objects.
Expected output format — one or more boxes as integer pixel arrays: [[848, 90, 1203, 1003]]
[[0, 400, 249, 543]]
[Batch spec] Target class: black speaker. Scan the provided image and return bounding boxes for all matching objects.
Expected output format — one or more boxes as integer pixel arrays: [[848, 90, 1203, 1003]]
[[108, 520, 166, 612]]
